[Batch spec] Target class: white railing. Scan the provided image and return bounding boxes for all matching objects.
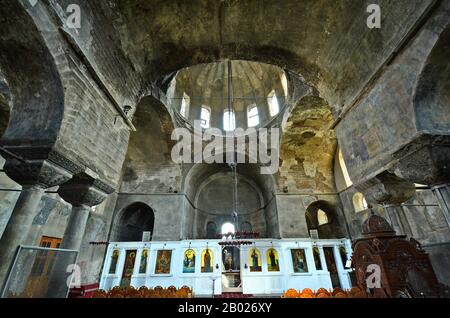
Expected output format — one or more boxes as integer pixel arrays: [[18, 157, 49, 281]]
[[99, 238, 353, 297]]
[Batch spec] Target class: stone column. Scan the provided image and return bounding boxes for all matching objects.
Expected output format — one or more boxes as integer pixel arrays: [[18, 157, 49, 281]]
[[0, 159, 72, 287], [45, 174, 113, 297], [355, 171, 416, 233], [392, 138, 450, 229], [431, 185, 450, 228], [60, 205, 91, 250], [57, 174, 111, 251]]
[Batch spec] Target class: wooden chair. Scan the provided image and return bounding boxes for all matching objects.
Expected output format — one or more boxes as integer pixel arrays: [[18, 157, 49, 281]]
[[316, 288, 331, 297], [283, 288, 299, 298], [332, 288, 345, 296], [301, 288, 314, 296]]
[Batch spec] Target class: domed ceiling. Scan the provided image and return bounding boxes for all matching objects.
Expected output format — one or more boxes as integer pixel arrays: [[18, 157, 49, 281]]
[[166, 60, 288, 132]]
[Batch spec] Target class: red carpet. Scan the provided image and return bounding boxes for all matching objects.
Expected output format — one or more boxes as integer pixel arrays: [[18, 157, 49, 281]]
[[215, 292, 254, 298]]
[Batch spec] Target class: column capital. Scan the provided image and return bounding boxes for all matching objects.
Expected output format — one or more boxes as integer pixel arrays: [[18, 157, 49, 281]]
[[58, 173, 115, 207], [392, 134, 450, 186], [3, 158, 72, 189], [355, 171, 415, 205]]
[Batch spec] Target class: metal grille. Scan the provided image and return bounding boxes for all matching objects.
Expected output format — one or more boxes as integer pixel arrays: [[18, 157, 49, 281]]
[[1, 245, 78, 298]]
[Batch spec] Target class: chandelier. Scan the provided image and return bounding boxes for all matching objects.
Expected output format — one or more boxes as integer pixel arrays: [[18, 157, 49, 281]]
[[217, 61, 260, 247]]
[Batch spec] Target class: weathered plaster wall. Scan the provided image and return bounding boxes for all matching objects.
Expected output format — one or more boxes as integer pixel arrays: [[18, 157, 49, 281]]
[[111, 194, 186, 242], [336, 3, 450, 184], [121, 97, 181, 194], [279, 96, 337, 193], [276, 193, 346, 239]]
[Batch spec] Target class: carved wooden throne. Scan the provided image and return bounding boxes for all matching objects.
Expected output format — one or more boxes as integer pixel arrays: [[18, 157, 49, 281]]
[[352, 211, 443, 298]]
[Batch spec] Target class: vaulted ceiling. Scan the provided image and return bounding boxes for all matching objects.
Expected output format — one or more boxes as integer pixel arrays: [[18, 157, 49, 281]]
[[61, 0, 433, 115]]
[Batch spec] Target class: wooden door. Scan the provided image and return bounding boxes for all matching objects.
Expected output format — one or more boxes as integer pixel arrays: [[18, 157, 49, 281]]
[[25, 236, 62, 297]]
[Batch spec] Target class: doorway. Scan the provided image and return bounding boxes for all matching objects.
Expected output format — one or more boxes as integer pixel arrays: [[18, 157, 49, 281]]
[[26, 236, 62, 297], [324, 247, 342, 289], [116, 203, 154, 242], [221, 246, 242, 293]]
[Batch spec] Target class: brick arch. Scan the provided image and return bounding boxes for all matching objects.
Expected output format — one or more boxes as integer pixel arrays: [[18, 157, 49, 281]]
[[0, 1, 65, 150]]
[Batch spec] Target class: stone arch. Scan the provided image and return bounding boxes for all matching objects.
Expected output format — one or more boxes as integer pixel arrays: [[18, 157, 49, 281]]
[[305, 200, 343, 239], [206, 221, 218, 239], [184, 160, 278, 239], [0, 1, 65, 149], [414, 23, 450, 134], [121, 95, 181, 193], [193, 168, 266, 238], [113, 202, 155, 242]]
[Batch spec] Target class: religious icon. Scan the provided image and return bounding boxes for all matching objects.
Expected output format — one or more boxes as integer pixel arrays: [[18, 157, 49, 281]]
[[183, 249, 196, 273], [249, 248, 262, 272], [266, 248, 280, 272], [201, 248, 213, 273], [155, 250, 172, 274], [291, 249, 309, 273], [120, 250, 137, 287], [109, 249, 120, 274], [313, 247, 323, 270], [139, 249, 149, 274]]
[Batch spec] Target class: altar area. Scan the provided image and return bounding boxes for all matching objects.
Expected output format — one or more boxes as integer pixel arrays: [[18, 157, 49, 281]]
[[99, 239, 353, 297]]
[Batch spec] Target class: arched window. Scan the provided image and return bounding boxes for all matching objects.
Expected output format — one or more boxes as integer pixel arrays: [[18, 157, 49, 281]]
[[221, 222, 235, 235], [281, 73, 288, 97], [247, 104, 259, 127], [268, 90, 280, 117], [338, 149, 353, 187], [180, 93, 190, 118], [305, 201, 340, 239], [223, 110, 235, 131], [317, 209, 329, 226], [206, 221, 217, 239], [353, 192, 368, 213], [200, 106, 211, 128]]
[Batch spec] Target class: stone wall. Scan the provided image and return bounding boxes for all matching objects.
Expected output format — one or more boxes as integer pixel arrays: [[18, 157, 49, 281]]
[[111, 194, 186, 242], [336, 2, 450, 185]]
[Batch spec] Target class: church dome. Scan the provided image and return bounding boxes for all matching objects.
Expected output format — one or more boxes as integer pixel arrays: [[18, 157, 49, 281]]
[[165, 60, 289, 135]]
